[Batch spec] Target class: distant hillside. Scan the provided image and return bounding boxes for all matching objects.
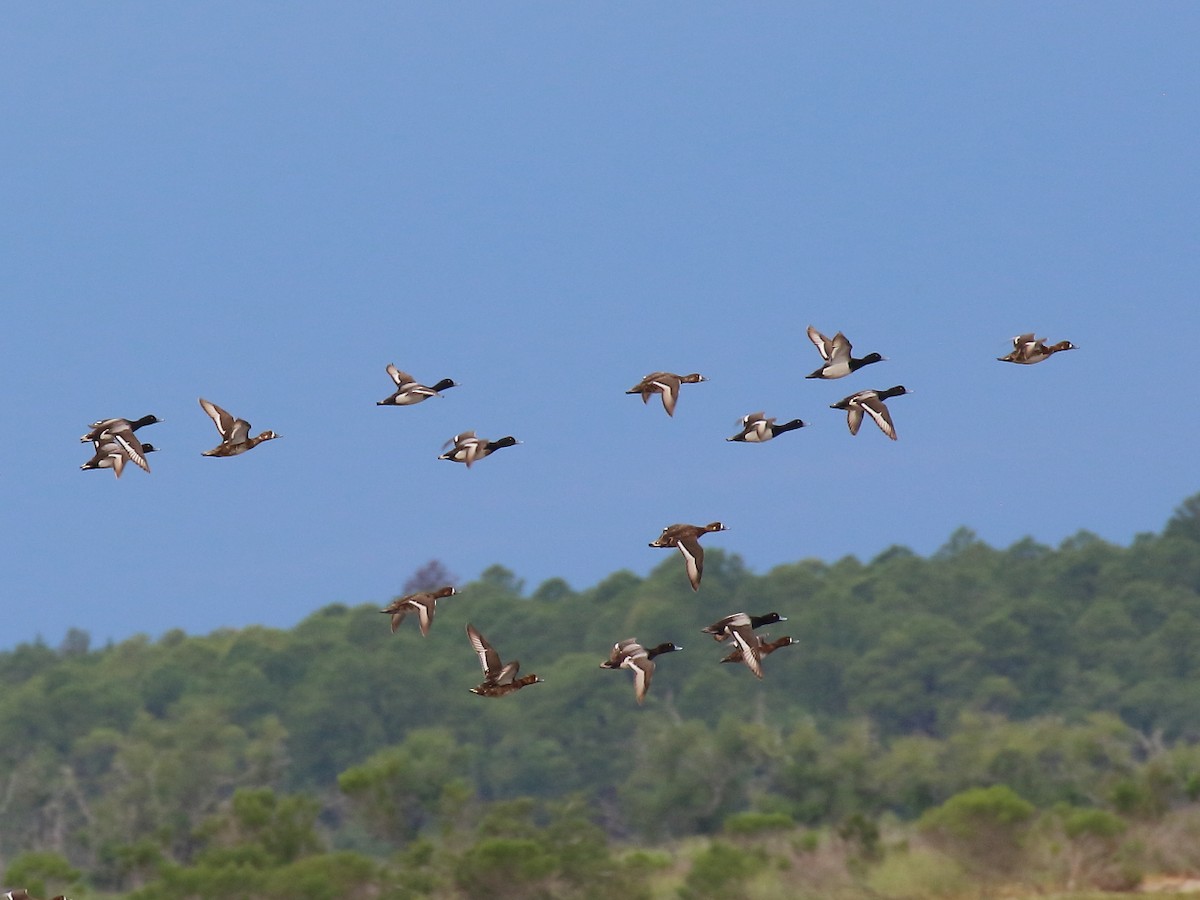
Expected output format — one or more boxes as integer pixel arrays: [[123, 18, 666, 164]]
[[4, 493, 1200, 892]]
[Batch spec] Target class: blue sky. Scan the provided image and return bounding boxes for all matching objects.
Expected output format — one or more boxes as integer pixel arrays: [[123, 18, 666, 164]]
[[3, 4, 1197, 648]]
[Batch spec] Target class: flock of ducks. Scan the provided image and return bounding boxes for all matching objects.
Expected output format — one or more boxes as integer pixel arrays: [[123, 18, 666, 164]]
[[73, 330, 1077, 707]]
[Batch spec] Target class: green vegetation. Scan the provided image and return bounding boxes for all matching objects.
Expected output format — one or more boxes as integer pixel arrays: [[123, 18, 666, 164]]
[[5, 495, 1200, 896]]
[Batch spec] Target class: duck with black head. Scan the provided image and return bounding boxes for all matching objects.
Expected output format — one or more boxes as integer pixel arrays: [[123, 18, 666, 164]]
[[830, 386, 910, 440], [377, 363, 458, 406], [600, 638, 683, 705], [438, 431, 520, 468], [805, 326, 886, 380]]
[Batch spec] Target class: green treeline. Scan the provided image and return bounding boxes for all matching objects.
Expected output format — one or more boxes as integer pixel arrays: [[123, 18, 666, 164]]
[[5, 496, 1200, 897]]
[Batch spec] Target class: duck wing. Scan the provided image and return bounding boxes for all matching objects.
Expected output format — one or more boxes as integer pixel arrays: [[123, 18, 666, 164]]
[[198, 398, 244, 441], [676, 536, 705, 591], [859, 395, 897, 440], [806, 326, 835, 362], [623, 653, 655, 704], [650, 374, 682, 417], [410, 597, 436, 636], [495, 660, 521, 685], [466, 624, 503, 681], [387, 608, 409, 633], [728, 625, 763, 679], [827, 331, 853, 364], [107, 426, 151, 473], [859, 398, 897, 441], [386, 363, 414, 387]]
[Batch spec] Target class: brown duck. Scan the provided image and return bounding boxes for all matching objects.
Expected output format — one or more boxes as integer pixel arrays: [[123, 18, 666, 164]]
[[466, 623, 542, 696], [648, 521, 728, 591], [720, 634, 796, 671], [199, 398, 280, 457], [380, 585, 456, 636], [997, 333, 1077, 365], [626, 371, 707, 417]]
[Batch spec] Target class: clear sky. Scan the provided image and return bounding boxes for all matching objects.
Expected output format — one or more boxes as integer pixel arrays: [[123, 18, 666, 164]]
[[3, 4, 1197, 648]]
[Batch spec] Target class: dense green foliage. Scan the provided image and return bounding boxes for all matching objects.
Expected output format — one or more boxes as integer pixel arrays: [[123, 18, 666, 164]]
[[5, 495, 1200, 895]]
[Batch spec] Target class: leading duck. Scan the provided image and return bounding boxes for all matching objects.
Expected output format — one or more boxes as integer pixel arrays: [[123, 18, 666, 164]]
[[648, 522, 728, 591], [805, 326, 885, 379], [626, 371, 707, 417]]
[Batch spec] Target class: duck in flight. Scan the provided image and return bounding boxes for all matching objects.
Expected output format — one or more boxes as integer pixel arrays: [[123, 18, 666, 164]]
[[805, 326, 885, 380], [996, 333, 1077, 365], [79, 415, 159, 476], [377, 363, 458, 406], [727, 412, 806, 443], [600, 639, 683, 705], [198, 398, 280, 457], [81, 438, 158, 478], [380, 586, 456, 636], [466, 624, 542, 696], [702, 612, 787, 680], [830, 386, 910, 440], [648, 522, 728, 591], [438, 431, 520, 467], [626, 371, 707, 417]]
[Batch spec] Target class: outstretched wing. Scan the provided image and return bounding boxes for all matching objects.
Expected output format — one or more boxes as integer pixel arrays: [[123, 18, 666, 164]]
[[729, 625, 763, 679], [386, 363, 414, 387], [860, 396, 897, 440], [806, 325, 834, 361], [198, 398, 241, 440], [466, 624, 502, 680], [676, 538, 705, 591]]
